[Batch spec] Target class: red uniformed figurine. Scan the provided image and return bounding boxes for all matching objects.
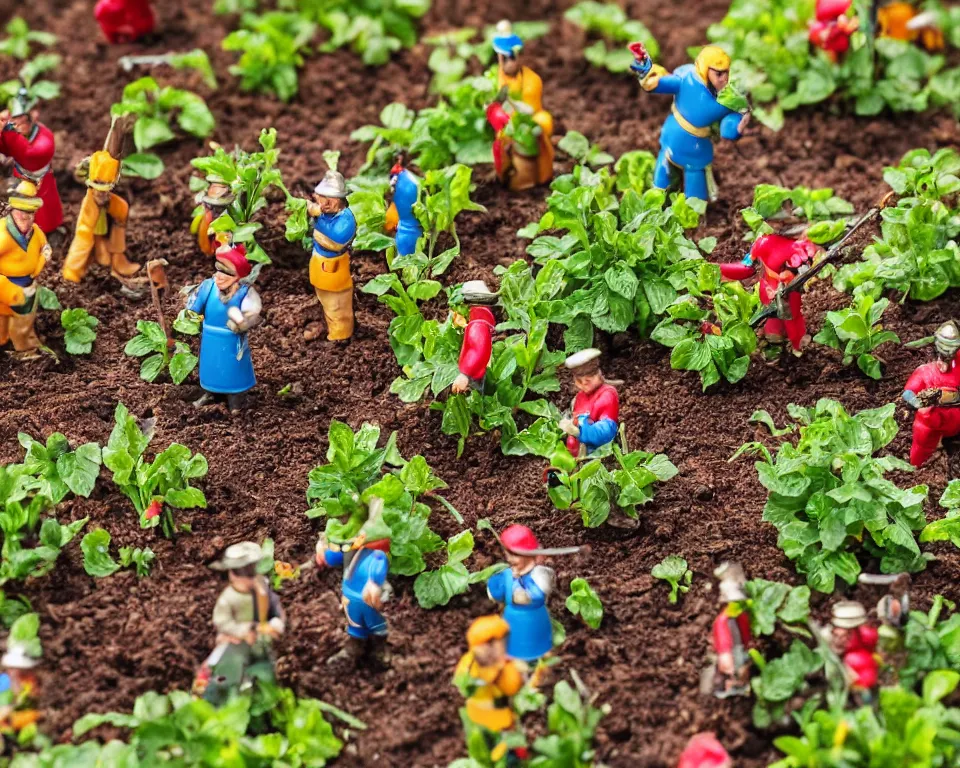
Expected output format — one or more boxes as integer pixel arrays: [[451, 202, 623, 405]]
[[710, 562, 751, 699], [829, 600, 879, 694], [94, 0, 156, 44], [808, 0, 860, 61], [558, 349, 619, 457], [902, 321, 960, 467], [677, 733, 732, 768], [0, 88, 63, 235], [452, 281, 498, 395], [720, 233, 820, 354]]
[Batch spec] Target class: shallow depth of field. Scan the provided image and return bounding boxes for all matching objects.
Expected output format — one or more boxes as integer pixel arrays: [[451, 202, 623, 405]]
[[0, 0, 959, 766]]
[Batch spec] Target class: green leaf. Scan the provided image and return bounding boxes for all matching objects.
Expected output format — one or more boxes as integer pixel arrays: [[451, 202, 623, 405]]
[[565, 577, 603, 629], [80, 529, 121, 578]]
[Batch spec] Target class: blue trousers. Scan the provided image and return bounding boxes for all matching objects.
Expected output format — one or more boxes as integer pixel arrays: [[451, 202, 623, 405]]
[[654, 147, 709, 201]]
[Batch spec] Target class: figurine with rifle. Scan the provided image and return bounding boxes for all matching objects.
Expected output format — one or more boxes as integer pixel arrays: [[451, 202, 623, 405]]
[[902, 320, 960, 467]]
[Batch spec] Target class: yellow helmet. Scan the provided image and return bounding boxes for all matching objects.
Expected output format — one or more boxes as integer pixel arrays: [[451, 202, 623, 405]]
[[695, 45, 731, 83], [8, 180, 43, 212], [87, 150, 121, 192], [466, 615, 510, 649]]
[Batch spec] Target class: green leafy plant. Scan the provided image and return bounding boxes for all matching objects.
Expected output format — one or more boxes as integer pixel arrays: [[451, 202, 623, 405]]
[[81, 529, 155, 578], [0, 54, 61, 109], [413, 530, 505, 609], [14, 432, 102, 503], [651, 555, 692, 603], [743, 578, 811, 636], [193, 127, 289, 264], [737, 399, 929, 593], [557, 131, 614, 168], [111, 76, 215, 178], [103, 403, 208, 539], [0, 18, 56, 59], [566, 578, 603, 629], [741, 183, 855, 243], [898, 594, 960, 691], [60, 308, 98, 356], [563, 1, 659, 72], [118, 49, 218, 89], [124, 320, 198, 385], [222, 12, 316, 101], [750, 638, 825, 729], [306, 421, 460, 576], [813, 295, 900, 379]]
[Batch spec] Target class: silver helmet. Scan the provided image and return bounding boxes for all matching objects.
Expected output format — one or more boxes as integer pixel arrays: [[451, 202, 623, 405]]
[[935, 321, 960, 359]]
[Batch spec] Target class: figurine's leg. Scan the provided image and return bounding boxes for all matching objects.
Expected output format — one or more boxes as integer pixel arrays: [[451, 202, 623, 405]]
[[683, 168, 710, 202], [314, 288, 355, 341], [784, 294, 807, 352], [653, 148, 674, 191], [762, 318, 786, 343], [910, 414, 942, 467], [94, 237, 111, 267], [7, 306, 41, 353], [110, 248, 142, 278]]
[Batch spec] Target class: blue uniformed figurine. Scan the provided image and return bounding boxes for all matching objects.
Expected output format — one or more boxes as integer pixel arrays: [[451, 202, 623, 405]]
[[186, 243, 261, 412], [629, 42, 749, 202], [486, 524, 557, 663], [315, 498, 392, 667], [385, 163, 422, 258]]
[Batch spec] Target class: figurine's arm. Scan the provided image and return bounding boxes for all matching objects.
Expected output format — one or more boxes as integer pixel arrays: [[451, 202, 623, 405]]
[[384, 202, 399, 235], [108, 193, 129, 225], [635, 64, 680, 94], [577, 415, 618, 448], [719, 110, 747, 141], [185, 279, 212, 315], [314, 535, 344, 568], [719, 260, 755, 281], [212, 591, 253, 640], [457, 323, 492, 381], [267, 589, 285, 635], [486, 570, 507, 604], [361, 550, 389, 610], [227, 288, 262, 334], [31, 226, 50, 276], [0, 275, 25, 309]]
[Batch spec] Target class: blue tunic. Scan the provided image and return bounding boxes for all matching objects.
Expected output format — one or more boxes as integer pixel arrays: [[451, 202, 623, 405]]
[[648, 64, 744, 200], [312, 208, 357, 259], [187, 278, 256, 395], [323, 547, 389, 639], [392, 170, 422, 257], [488, 568, 553, 662]]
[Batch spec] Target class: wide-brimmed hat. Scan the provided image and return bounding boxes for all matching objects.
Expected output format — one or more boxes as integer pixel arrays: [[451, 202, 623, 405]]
[[492, 20, 523, 56], [86, 150, 121, 192], [211, 541, 264, 571], [565, 348, 603, 374], [831, 600, 867, 629], [2, 644, 39, 669], [8, 179, 43, 212], [199, 178, 235, 207], [313, 171, 347, 199], [714, 562, 747, 602], [467, 615, 510, 649], [462, 280, 498, 305]]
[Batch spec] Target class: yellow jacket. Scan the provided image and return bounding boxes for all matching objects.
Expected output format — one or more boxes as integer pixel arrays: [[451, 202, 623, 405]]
[[0, 216, 47, 314], [455, 651, 524, 732], [63, 190, 129, 281], [498, 66, 554, 182]]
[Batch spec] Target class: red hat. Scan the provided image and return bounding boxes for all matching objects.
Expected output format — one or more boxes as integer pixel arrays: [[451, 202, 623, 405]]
[[816, 0, 852, 21], [677, 733, 731, 768], [468, 306, 496, 327], [390, 163, 404, 178], [215, 243, 252, 278], [500, 525, 540, 555]]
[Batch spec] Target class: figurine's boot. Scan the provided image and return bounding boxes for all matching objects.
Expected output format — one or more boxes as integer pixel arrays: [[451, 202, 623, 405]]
[[6, 309, 42, 353], [326, 637, 365, 669], [315, 288, 354, 341], [368, 634, 391, 668], [193, 392, 215, 408], [111, 250, 142, 278], [226, 393, 247, 413]]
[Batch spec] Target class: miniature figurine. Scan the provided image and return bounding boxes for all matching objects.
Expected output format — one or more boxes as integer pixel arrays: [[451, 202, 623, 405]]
[[0, 182, 51, 357], [486, 20, 554, 191], [859, 572, 910, 657], [829, 600, 879, 697], [677, 733, 732, 768], [709, 562, 752, 699], [453, 615, 528, 763], [194, 541, 285, 706], [384, 162, 422, 258], [902, 320, 960, 467], [720, 233, 820, 355], [63, 116, 142, 284], [0, 640, 41, 745], [808, 0, 860, 61], [487, 525, 557, 663], [451, 280, 498, 394], [94, 0, 156, 44], [303, 170, 356, 342], [558, 348, 620, 457], [630, 43, 749, 202], [191, 173, 235, 256], [876, 1, 944, 50], [0, 89, 63, 235], [186, 243, 261, 412], [314, 499, 391, 666]]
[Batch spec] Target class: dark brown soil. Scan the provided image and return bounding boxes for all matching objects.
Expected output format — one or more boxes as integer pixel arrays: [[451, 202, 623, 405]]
[[0, 0, 958, 765]]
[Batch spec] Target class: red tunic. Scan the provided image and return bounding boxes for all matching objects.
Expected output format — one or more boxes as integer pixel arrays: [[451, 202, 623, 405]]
[[566, 383, 619, 455], [904, 357, 960, 466], [809, 0, 856, 58], [486, 103, 511, 177], [842, 625, 878, 689], [712, 608, 751, 656], [94, 0, 156, 44], [720, 234, 818, 351], [0, 124, 62, 234], [458, 306, 495, 381]]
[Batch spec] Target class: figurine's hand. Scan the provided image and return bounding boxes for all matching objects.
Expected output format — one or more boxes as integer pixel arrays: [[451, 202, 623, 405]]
[[738, 112, 751, 133], [558, 417, 580, 437], [512, 587, 531, 605], [363, 583, 384, 611], [918, 388, 942, 407], [0, 109, 9, 124], [306, 202, 322, 218], [451, 373, 471, 394], [41, 244, 52, 261], [717, 652, 735, 675]]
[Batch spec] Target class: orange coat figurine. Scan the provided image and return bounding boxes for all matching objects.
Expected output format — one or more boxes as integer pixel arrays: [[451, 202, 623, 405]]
[[0, 181, 50, 356], [63, 150, 141, 284], [191, 173, 235, 256]]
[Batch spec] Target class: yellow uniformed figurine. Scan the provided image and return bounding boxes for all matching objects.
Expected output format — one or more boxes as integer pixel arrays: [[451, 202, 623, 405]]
[[63, 149, 141, 284], [877, 1, 944, 50], [0, 181, 51, 356], [454, 615, 527, 762], [486, 20, 554, 190]]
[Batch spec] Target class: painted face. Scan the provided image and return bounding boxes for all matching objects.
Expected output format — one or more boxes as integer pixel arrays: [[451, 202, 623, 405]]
[[499, 52, 521, 77], [8, 114, 32, 136], [10, 209, 35, 233], [93, 190, 111, 207], [574, 372, 604, 394], [505, 551, 537, 574], [214, 261, 240, 292], [708, 67, 729, 93], [228, 570, 254, 592], [313, 194, 343, 215], [473, 637, 506, 667]]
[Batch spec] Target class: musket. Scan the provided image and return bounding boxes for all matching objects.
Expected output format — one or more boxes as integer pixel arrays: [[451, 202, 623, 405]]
[[145, 259, 171, 345], [749, 192, 894, 329]]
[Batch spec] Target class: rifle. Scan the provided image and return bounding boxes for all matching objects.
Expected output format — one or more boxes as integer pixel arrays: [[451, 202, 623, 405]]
[[749, 192, 894, 328], [145, 259, 171, 346]]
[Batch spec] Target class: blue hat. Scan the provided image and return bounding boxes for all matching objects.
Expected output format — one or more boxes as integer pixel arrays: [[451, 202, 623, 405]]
[[492, 20, 523, 56]]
